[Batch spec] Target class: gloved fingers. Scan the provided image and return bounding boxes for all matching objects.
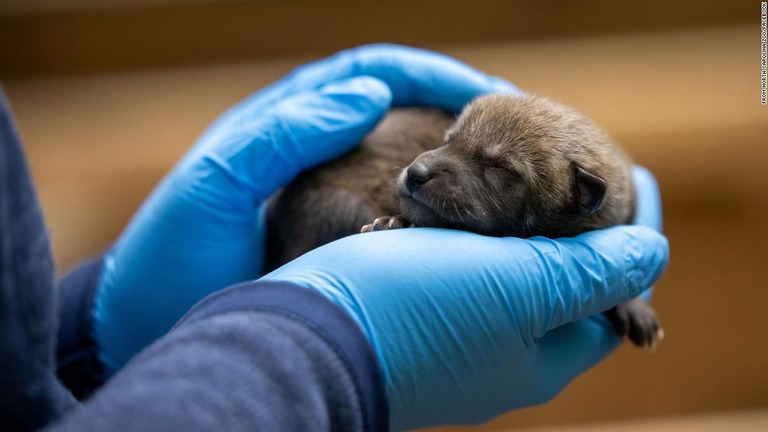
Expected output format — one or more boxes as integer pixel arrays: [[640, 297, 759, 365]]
[[524, 225, 668, 338], [631, 165, 663, 231], [228, 44, 519, 122], [286, 44, 520, 111], [533, 316, 620, 396], [198, 76, 392, 203], [265, 224, 667, 340], [631, 165, 664, 301]]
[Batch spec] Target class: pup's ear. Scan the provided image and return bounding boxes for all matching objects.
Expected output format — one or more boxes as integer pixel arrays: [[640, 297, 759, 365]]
[[573, 164, 606, 214]]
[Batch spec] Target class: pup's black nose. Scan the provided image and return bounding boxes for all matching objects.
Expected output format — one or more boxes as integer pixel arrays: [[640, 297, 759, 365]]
[[406, 162, 431, 193]]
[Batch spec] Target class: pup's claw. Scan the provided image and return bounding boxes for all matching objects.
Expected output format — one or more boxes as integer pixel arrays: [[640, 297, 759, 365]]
[[605, 298, 663, 350], [361, 215, 411, 233]]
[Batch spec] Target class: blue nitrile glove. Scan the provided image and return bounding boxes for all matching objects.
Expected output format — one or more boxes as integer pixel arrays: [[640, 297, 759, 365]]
[[632, 165, 663, 302], [93, 44, 519, 373], [261, 167, 667, 430]]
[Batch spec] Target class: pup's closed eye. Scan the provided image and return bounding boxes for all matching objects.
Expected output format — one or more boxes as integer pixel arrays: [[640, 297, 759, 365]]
[[484, 163, 523, 182]]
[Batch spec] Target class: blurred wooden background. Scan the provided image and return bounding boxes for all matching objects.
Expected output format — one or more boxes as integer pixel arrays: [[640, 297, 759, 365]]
[[2, 1, 766, 430]]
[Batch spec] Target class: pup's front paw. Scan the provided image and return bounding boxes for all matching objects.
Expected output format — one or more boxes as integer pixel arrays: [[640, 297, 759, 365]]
[[605, 298, 664, 351], [361, 215, 411, 233]]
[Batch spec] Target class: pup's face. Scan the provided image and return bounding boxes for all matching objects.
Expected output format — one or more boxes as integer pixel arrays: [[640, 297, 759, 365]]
[[396, 94, 608, 237]]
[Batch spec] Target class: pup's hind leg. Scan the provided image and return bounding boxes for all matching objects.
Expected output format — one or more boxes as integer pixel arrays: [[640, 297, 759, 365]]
[[605, 298, 664, 350]]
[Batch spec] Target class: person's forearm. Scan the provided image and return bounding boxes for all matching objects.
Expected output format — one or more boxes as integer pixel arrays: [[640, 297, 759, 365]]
[[50, 281, 388, 432]]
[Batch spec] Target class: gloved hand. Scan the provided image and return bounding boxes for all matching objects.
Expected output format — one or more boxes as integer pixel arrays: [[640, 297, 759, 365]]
[[93, 44, 518, 373], [261, 167, 668, 430]]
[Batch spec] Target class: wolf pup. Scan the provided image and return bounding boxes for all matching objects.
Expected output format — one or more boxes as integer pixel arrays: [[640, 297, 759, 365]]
[[265, 94, 662, 349]]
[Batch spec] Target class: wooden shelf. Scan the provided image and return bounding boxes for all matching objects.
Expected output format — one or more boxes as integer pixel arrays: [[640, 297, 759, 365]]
[[0, 1, 752, 78]]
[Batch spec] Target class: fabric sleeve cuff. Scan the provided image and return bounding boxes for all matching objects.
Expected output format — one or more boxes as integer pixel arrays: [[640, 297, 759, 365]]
[[174, 280, 389, 432]]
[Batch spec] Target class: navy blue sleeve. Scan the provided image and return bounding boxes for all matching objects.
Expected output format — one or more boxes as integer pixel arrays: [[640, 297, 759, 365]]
[[56, 257, 106, 400], [0, 87, 77, 430], [49, 281, 389, 432]]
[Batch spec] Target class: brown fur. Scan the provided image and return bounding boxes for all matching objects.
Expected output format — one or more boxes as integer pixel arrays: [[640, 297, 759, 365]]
[[447, 94, 636, 235], [264, 108, 453, 270], [380, 95, 636, 238]]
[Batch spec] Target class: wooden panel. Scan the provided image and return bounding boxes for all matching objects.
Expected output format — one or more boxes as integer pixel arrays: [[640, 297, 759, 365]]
[[0, 0, 214, 15], [0, 0, 752, 78], [512, 410, 768, 432]]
